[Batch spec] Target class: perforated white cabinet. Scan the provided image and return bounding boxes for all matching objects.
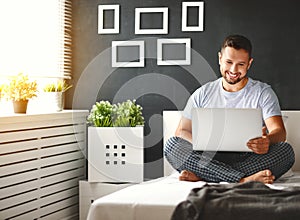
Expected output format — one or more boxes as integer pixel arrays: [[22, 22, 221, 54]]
[[0, 110, 88, 220]]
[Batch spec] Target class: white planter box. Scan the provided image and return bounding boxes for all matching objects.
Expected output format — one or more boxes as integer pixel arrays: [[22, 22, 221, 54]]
[[88, 126, 144, 183]]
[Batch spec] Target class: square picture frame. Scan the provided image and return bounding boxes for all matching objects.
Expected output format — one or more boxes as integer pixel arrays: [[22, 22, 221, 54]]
[[157, 38, 191, 66], [111, 41, 145, 67], [182, 2, 204, 32], [135, 7, 168, 34], [98, 4, 120, 34]]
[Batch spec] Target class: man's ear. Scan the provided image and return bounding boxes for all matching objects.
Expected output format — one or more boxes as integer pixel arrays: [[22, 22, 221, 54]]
[[247, 58, 254, 70], [218, 52, 222, 65]]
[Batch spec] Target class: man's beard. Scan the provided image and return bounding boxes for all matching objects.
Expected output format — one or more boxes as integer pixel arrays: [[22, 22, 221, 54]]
[[223, 72, 246, 85]]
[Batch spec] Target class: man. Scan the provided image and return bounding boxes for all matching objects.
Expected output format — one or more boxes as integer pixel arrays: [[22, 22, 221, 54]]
[[164, 34, 295, 184]]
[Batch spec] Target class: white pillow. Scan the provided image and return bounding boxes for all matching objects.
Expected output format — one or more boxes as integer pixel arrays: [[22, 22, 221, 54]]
[[280, 114, 294, 178]]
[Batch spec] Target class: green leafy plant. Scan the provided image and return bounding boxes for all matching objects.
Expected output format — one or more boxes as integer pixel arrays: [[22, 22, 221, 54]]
[[112, 100, 144, 127], [2, 73, 38, 101], [87, 101, 113, 127], [43, 80, 72, 92], [87, 100, 144, 127]]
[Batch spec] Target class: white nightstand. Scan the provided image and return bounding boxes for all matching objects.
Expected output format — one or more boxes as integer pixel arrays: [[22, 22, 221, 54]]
[[79, 180, 134, 220]]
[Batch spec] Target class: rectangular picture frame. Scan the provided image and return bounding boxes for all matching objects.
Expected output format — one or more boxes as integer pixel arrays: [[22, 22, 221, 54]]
[[157, 38, 191, 66], [112, 41, 145, 67], [98, 4, 120, 34], [135, 7, 168, 34], [182, 2, 204, 32]]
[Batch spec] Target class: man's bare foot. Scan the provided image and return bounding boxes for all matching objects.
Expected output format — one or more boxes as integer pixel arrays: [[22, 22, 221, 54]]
[[179, 170, 202, 182], [240, 170, 275, 184]]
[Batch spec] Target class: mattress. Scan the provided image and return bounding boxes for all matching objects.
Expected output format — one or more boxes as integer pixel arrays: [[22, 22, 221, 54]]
[[87, 171, 300, 220]]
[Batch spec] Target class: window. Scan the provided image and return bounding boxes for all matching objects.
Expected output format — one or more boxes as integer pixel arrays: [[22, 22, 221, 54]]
[[0, 0, 72, 80]]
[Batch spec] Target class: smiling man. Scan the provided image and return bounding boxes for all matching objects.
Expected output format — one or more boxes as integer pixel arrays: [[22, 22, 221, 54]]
[[164, 34, 295, 184]]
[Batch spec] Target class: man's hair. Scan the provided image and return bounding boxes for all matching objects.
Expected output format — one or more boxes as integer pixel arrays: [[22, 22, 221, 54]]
[[221, 34, 252, 58]]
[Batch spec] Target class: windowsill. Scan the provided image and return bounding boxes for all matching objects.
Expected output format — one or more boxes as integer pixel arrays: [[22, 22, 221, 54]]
[[0, 98, 89, 116], [0, 100, 88, 117], [0, 109, 88, 117], [0, 108, 89, 128]]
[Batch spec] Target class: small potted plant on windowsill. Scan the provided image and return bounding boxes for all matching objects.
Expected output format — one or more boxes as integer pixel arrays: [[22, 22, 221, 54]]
[[42, 80, 72, 111], [0, 84, 4, 101], [87, 99, 145, 183], [2, 73, 38, 113]]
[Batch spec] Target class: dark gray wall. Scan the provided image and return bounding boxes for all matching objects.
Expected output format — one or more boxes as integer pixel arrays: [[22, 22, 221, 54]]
[[69, 0, 300, 179]]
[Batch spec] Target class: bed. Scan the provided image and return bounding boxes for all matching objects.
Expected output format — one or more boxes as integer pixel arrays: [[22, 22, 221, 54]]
[[87, 110, 300, 220]]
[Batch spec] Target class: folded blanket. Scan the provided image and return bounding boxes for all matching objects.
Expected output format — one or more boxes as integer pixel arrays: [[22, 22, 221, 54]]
[[171, 181, 300, 220]]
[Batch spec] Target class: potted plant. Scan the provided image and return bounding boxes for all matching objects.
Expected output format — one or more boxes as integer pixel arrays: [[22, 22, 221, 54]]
[[0, 84, 4, 111], [0, 84, 4, 101], [87, 100, 144, 127], [2, 73, 38, 113], [42, 80, 72, 111], [87, 100, 144, 183]]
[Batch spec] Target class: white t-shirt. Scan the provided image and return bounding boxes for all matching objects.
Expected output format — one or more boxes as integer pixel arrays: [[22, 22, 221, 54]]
[[183, 77, 281, 121]]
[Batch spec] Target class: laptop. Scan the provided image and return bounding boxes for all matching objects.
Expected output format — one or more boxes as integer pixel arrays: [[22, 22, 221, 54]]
[[192, 108, 262, 152]]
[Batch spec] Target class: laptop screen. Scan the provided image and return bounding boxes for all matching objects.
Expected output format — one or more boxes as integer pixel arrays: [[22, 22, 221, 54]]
[[192, 108, 262, 152]]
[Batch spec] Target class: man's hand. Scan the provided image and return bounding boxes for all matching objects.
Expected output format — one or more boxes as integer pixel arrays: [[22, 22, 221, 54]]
[[247, 127, 270, 154]]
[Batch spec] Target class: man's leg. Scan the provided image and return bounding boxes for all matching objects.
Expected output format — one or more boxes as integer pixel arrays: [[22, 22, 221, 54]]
[[164, 136, 245, 182], [164, 137, 295, 183], [232, 142, 295, 179]]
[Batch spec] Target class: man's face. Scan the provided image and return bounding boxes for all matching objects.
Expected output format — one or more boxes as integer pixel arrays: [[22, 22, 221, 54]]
[[218, 46, 253, 85]]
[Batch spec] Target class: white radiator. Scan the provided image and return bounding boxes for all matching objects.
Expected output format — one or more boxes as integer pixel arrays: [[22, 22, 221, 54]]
[[0, 110, 88, 220]]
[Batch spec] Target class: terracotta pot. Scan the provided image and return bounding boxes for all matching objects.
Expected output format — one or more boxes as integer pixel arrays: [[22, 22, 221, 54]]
[[13, 100, 28, 113]]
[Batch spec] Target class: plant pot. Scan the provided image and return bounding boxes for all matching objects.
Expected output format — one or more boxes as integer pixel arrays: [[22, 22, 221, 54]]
[[42, 92, 64, 111], [13, 100, 28, 113], [88, 126, 144, 183]]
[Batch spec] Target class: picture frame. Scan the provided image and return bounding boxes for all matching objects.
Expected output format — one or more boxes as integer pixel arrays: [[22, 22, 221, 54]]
[[135, 7, 169, 34], [111, 41, 145, 67], [98, 4, 120, 34], [157, 38, 191, 66], [182, 2, 204, 32]]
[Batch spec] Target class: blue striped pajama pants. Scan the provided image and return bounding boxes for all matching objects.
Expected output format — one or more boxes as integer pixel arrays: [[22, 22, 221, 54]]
[[164, 136, 295, 182]]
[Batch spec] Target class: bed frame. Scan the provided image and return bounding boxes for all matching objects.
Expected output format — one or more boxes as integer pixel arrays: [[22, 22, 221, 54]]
[[87, 110, 300, 220], [163, 110, 300, 176]]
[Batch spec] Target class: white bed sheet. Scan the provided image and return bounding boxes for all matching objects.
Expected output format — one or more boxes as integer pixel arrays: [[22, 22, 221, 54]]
[[87, 172, 300, 220], [87, 173, 205, 220]]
